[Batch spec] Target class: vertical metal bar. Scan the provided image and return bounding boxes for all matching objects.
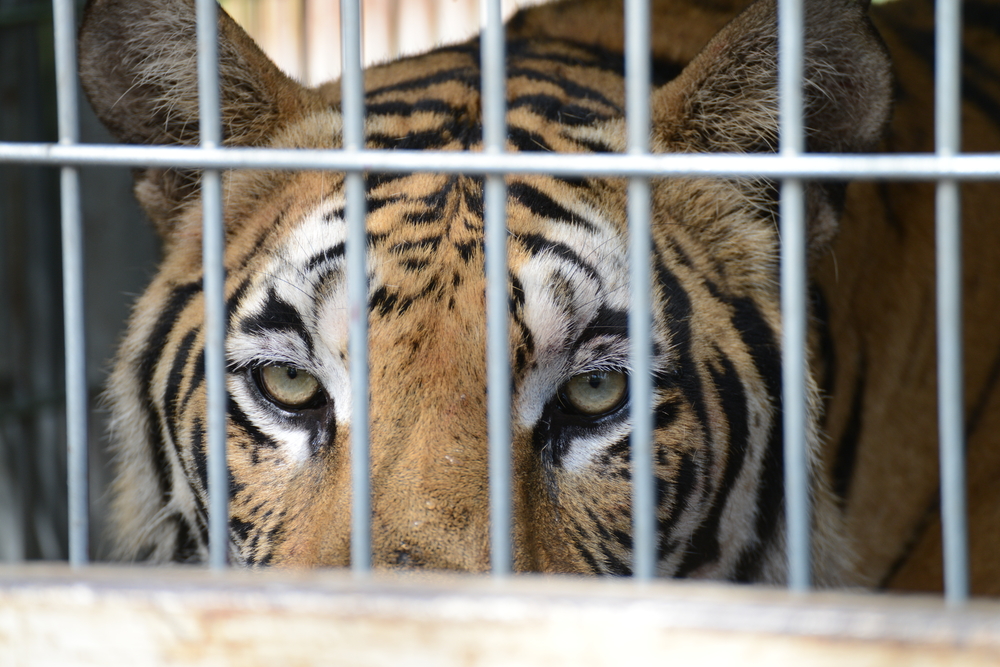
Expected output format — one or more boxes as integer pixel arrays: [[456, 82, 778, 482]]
[[52, 0, 88, 567], [196, 0, 228, 570], [778, 0, 810, 591], [625, 0, 655, 581], [481, 0, 511, 578], [341, 0, 371, 575], [935, 0, 968, 605]]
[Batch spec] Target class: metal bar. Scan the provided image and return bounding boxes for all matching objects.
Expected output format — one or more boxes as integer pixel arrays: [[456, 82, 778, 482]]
[[778, 0, 810, 591], [481, 0, 511, 578], [52, 0, 88, 567], [5, 144, 1000, 180], [341, 0, 371, 576], [934, 0, 968, 605], [625, 0, 655, 581], [196, 0, 228, 570], [779, 179, 810, 591]]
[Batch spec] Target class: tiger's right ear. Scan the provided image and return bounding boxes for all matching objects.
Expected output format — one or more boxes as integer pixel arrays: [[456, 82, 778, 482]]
[[650, 0, 892, 250], [78, 0, 323, 230]]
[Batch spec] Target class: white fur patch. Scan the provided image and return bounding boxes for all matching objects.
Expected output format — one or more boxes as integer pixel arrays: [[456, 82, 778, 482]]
[[226, 199, 355, 463], [513, 209, 634, 470]]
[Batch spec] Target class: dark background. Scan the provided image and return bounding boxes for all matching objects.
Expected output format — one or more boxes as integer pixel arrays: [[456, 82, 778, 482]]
[[0, 0, 159, 560]]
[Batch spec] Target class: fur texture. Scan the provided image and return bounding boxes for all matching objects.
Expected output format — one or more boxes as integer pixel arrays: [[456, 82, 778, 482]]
[[78, 0, 1000, 593]]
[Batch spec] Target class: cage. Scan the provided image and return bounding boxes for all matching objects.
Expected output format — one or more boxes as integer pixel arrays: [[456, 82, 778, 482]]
[[2, 0, 1000, 663]]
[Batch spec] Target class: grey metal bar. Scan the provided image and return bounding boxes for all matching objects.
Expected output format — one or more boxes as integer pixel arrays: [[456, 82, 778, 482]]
[[778, 0, 810, 591], [196, 0, 228, 570], [5, 143, 1000, 180], [341, 0, 371, 575], [934, 0, 968, 605], [481, 0, 511, 578], [779, 179, 810, 591], [625, 0, 655, 581], [52, 0, 88, 567], [50, 0, 78, 169]]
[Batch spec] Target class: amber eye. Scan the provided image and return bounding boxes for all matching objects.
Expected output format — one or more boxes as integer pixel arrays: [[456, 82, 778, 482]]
[[559, 371, 628, 416], [255, 364, 324, 410]]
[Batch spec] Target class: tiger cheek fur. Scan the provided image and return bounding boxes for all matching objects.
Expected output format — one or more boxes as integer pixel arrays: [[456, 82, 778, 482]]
[[81, 0, 895, 584]]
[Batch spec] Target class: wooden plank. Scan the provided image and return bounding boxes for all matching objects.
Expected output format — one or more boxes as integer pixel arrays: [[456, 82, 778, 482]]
[[2, 564, 1000, 666]]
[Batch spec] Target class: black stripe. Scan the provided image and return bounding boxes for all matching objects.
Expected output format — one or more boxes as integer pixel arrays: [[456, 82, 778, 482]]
[[366, 98, 466, 118], [163, 329, 199, 460], [676, 351, 751, 576], [190, 416, 208, 497], [306, 242, 345, 271], [660, 452, 699, 561], [366, 172, 411, 191], [652, 256, 713, 570], [508, 38, 681, 87], [230, 517, 253, 545], [812, 284, 836, 429], [566, 522, 603, 573], [370, 286, 414, 317], [832, 352, 867, 503], [137, 281, 203, 502], [182, 276, 251, 416], [507, 126, 554, 153], [506, 66, 621, 113], [585, 507, 632, 575], [365, 67, 479, 98], [508, 39, 624, 73], [510, 314, 535, 375], [367, 128, 456, 151], [574, 305, 628, 347], [517, 233, 601, 283], [596, 433, 630, 469], [171, 513, 199, 563], [229, 398, 279, 456], [654, 257, 711, 455], [239, 288, 312, 354], [186, 416, 211, 554], [461, 175, 485, 219], [728, 296, 785, 583], [322, 206, 345, 223], [508, 95, 610, 126], [391, 235, 443, 253]]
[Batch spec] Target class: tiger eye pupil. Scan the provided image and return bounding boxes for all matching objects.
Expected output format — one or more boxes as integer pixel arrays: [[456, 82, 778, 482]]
[[561, 370, 627, 416], [257, 364, 322, 409]]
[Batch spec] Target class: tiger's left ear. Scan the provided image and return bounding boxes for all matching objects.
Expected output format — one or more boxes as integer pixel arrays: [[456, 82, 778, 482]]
[[78, 0, 326, 234], [652, 0, 892, 249]]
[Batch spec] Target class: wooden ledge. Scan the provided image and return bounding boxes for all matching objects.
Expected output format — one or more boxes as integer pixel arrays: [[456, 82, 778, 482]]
[[2, 564, 999, 666]]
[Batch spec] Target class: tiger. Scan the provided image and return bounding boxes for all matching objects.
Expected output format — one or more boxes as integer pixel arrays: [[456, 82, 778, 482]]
[[78, 0, 1000, 593]]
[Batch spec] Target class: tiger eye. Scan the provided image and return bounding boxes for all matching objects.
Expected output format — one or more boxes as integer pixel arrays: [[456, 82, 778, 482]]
[[257, 364, 323, 409], [561, 371, 628, 416]]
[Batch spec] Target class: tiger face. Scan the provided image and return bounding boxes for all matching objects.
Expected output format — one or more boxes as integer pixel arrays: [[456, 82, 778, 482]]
[[79, 0, 891, 584]]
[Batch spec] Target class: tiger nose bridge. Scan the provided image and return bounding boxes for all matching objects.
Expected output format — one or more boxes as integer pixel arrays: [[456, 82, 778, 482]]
[[369, 375, 492, 571]]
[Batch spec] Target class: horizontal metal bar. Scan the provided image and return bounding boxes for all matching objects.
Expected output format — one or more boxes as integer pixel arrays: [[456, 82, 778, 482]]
[[2, 143, 1000, 179]]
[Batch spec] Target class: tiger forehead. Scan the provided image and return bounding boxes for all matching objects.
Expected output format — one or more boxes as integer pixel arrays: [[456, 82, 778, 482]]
[[289, 36, 632, 157]]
